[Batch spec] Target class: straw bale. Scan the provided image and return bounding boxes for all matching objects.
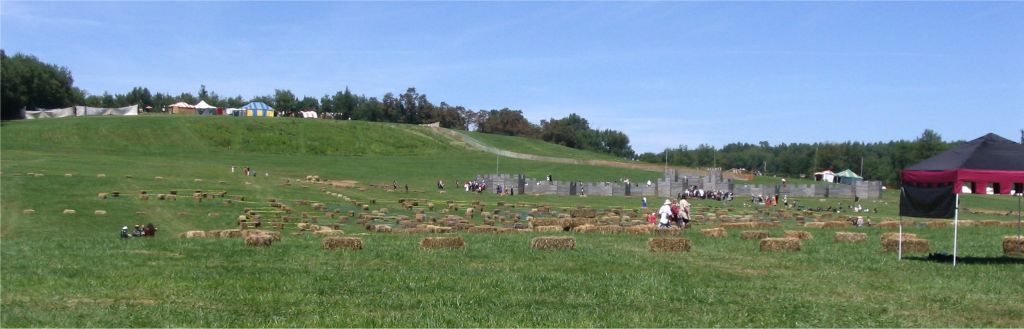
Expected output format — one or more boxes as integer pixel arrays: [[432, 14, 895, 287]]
[[314, 229, 345, 236], [648, 237, 692, 252], [1001, 221, 1020, 228], [740, 231, 770, 240], [783, 230, 813, 240], [379, 208, 389, 214], [926, 221, 950, 228], [98, 192, 108, 199], [534, 225, 564, 232], [720, 222, 758, 229], [220, 229, 244, 238], [882, 238, 929, 253], [62, 209, 76, 215], [760, 238, 802, 252], [803, 222, 826, 228], [530, 217, 568, 228], [139, 194, 149, 201], [980, 220, 1002, 227], [323, 237, 363, 250], [531, 236, 576, 250], [569, 208, 597, 218], [420, 236, 465, 250], [468, 225, 498, 233], [572, 224, 599, 233], [823, 221, 851, 229], [881, 232, 918, 241], [245, 235, 274, 247], [426, 225, 452, 234], [22, 209, 35, 215], [178, 230, 206, 238], [97, 173, 106, 178], [959, 220, 977, 227], [372, 224, 392, 233], [877, 221, 915, 229], [656, 227, 683, 236], [834, 232, 868, 243], [702, 228, 728, 238], [625, 225, 654, 235], [94, 210, 107, 216], [154, 176, 163, 180], [1003, 236, 1024, 256]]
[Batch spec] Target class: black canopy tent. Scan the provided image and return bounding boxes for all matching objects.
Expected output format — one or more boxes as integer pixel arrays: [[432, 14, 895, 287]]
[[899, 133, 1024, 265]]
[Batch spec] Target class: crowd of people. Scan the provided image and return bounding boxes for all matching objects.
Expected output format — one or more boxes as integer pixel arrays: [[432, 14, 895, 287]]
[[646, 196, 692, 229], [120, 224, 157, 238], [463, 179, 487, 193], [678, 186, 733, 201]]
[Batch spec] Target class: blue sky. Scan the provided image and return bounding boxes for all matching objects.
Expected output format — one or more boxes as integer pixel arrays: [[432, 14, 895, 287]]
[[2, 2, 1021, 153]]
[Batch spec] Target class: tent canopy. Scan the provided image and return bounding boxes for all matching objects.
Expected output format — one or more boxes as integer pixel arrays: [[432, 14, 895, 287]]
[[194, 100, 216, 109], [834, 169, 861, 178], [902, 133, 1024, 195], [169, 102, 195, 109], [242, 102, 274, 111]]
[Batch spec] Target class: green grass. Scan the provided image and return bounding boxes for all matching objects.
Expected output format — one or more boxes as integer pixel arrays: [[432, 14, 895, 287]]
[[2, 116, 1022, 327]]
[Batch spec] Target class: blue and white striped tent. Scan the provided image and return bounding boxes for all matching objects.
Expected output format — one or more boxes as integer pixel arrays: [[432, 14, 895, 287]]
[[238, 102, 275, 117]]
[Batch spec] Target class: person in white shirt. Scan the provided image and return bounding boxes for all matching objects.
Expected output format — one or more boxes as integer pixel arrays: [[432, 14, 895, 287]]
[[657, 200, 673, 228]]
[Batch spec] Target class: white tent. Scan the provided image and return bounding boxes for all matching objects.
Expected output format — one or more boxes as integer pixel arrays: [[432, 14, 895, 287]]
[[169, 102, 195, 109], [815, 170, 836, 183], [194, 100, 216, 109]]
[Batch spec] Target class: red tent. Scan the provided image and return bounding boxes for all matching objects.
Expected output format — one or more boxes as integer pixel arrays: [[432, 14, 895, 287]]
[[902, 133, 1024, 195]]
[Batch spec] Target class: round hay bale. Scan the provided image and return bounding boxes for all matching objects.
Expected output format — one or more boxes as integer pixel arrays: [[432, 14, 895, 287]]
[[22, 209, 35, 215], [701, 228, 727, 238], [94, 210, 107, 216], [1002, 236, 1024, 256], [531, 236, 576, 250], [535, 225, 564, 232], [834, 232, 868, 243], [882, 237, 929, 253], [420, 236, 465, 250], [323, 237, 363, 250], [62, 209, 76, 215], [648, 237, 691, 252], [760, 237, 802, 252], [179, 230, 206, 238], [740, 231, 770, 240], [245, 235, 274, 247], [783, 230, 813, 240]]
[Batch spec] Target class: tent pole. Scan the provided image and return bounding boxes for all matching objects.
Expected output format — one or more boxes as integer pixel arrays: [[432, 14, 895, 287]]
[[898, 187, 903, 261], [953, 193, 960, 267], [1018, 192, 1022, 254]]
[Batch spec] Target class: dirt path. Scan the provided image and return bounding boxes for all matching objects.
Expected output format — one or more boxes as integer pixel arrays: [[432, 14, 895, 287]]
[[430, 127, 721, 178]]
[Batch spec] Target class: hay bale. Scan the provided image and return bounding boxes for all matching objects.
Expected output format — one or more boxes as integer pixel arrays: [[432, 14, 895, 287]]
[[98, 192, 108, 199], [803, 222, 826, 228], [625, 225, 654, 235], [530, 217, 568, 229], [823, 221, 851, 229], [314, 229, 345, 236], [656, 227, 683, 236], [245, 235, 274, 247], [882, 238, 930, 253], [178, 230, 206, 238], [877, 221, 914, 229], [468, 225, 498, 233], [154, 176, 163, 180], [323, 237, 363, 250], [420, 236, 465, 250], [243, 230, 281, 241], [531, 236, 576, 250], [926, 221, 950, 228], [648, 237, 692, 252], [760, 238, 802, 252], [783, 230, 813, 240], [980, 220, 1002, 227], [701, 228, 727, 238], [595, 225, 623, 234], [22, 209, 35, 215], [220, 229, 244, 238], [572, 224, 599, 233], [94, 210, 107, 216], [834, 232, 868, 243], [569, 208, 597, 218], [720, 222, 758, 229], [96, 173, 106, 178], [740, 231, 770, 240], [62, 209, 76, 215], [1001, 221, 1020, 228], [1003, 236, 1024, 256], [426, 225, 452, 234], [881, 232, 918, 241], [535, 225, 564, 232], [372, 224, 392, 233]]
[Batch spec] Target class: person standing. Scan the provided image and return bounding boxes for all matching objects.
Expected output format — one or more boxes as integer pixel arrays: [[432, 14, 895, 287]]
[[677, 195, 691, 228], [642, 197, 648, 210], [657, 200, 673, 228]]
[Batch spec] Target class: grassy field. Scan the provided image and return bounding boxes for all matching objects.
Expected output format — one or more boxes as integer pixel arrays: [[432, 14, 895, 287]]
[[2, 116, 1022, 327], [464, 131, 626, 161]]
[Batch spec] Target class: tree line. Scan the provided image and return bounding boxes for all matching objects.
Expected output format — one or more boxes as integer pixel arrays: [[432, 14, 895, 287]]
[[636, 129, 958, 184]]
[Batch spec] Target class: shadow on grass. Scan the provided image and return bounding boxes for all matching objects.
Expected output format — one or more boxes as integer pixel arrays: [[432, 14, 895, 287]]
[[905, 253, 1024, 265]]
